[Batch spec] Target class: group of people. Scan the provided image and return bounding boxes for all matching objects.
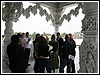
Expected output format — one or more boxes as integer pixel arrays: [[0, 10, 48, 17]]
[[7, 32, 76, 73]]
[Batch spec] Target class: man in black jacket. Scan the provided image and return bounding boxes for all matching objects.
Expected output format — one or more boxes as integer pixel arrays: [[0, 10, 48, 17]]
[[56, 32, 64, 73], [68, 33, 76, 73], [7, 35, 27, 73]]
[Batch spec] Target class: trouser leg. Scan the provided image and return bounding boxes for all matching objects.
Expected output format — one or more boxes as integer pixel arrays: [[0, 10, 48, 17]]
[[72, 60, 75, 73], [25, 48, 30, 65], [59, 56, 67, 73], [34, 58, 40, 73], [67, 59, 72, 73], [45, 59, 51, 73]]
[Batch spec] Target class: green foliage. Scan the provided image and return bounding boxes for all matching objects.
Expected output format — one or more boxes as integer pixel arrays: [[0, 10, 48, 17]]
[[30, 32, 36, 40], [42, 32, 46, 36], [61, 32, 67, 38]]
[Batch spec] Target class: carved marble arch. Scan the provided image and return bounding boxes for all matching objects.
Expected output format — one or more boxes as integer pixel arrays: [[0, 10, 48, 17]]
[[60, 3, 84, 23], [2, 2, 51, 22], [2, 2, 84, 24]]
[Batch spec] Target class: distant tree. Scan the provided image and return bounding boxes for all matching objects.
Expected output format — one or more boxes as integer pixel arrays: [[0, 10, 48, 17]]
[[30, 32, 36, 40], [61, 32, 66, 38], [42, 32, 46, 36]]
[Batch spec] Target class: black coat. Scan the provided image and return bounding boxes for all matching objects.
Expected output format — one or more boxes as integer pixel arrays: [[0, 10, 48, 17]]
[[7, 43, 27, 72], [63, 39, 76, 59], [69, 39, 76, 57], [63, 40, 71, 59], [38, 44, 50, 57], [56, 37, 64, 56]]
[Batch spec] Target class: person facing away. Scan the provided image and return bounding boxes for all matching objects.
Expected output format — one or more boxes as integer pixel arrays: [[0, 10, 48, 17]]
[[7, 35, 27, 73], [63, 34, 73, 73], [56, 32, 64, 73], [17, 33, 21, 38], [49, 34, 59, 73], [69, 33, 76, 57], [68, 33, 76, 73], [33, 33, 40, 73], [56, 32, 64, 57], [37, 36, 51, 73]]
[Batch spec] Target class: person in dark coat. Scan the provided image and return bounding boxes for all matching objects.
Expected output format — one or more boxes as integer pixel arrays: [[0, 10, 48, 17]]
[[59, 34, 72, 73], [33, 33, 40, 73], [56, 32, 64, 73], [63, 34, 74, 73], [37, 36, 51, 73], [7, 35, 27, 73], [68, 33, 76, 73], [49, 34, 59, 73]]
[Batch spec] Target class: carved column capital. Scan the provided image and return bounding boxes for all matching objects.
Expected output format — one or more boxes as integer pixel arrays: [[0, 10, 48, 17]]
[[82, 2, 98, 15], [49, 7, 64, 33], [2, 2, 23, 22]]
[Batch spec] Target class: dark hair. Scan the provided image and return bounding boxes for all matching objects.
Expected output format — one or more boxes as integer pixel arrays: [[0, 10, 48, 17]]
[[36, 33, 40, 38], [65, 34, 69, 41], [26, 32, 29, 35], [22, 33, 25, 35], [17, 33, 21, 37], [56, 32, 60, 36], [11, 35, 19, 44], [38, 36, 47, 47], [69, 33, 72, 36], [26, 32, 29, 37], [51, 34, 55, 40], [69, 33, 73, 39]]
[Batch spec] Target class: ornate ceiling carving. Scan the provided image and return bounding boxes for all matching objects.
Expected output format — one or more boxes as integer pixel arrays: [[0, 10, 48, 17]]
[[2, 2, 83, 24], [31, 2, 76, 9]]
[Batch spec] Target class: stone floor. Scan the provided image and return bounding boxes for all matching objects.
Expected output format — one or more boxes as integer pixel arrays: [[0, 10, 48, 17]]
[[2, 56, 59, 73], [2, 57, 79, 74]]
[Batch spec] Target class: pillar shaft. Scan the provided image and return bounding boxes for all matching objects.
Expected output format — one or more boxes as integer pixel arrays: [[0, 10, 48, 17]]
[[2, 2, 15, 67], [3, 21, 14, 66], [79, 2, 98, 73]]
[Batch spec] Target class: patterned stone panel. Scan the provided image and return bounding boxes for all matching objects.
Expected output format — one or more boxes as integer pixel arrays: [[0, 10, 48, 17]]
[[79, 31, 98, 73], [79, 2, 98, 73], [81, 16, 97, 32]]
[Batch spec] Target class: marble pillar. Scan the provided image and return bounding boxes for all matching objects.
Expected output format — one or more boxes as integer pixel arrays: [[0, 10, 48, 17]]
[[2, 2, 15, 67], [2, 2, 23, 68], [79, 2, 98, 73], [2, 20, 14, 67]]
